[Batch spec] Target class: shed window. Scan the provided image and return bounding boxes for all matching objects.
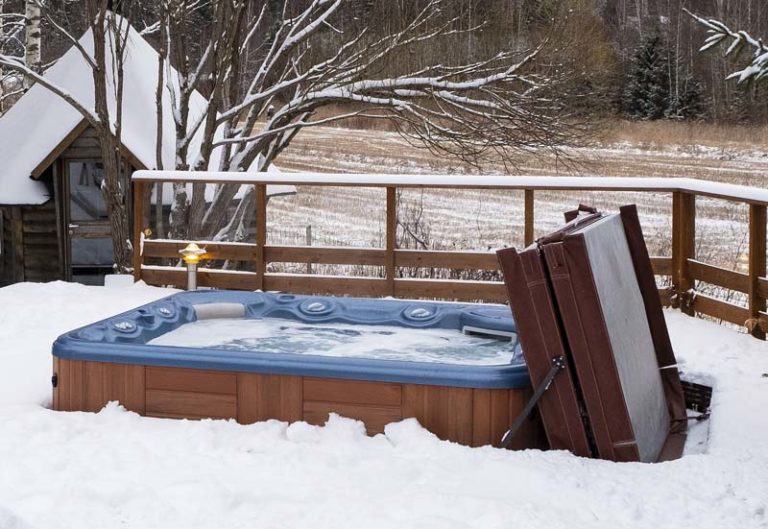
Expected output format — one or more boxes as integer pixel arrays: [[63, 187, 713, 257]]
[[69, 161, 108, 221]]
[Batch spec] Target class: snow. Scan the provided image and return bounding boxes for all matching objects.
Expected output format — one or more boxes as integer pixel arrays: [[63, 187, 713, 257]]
[[132, 171, 768, 205], [150, 162, 295, 205], [0, 19, 294, 206], [0, 280, 767, 528], [148, 317, 518, 365]]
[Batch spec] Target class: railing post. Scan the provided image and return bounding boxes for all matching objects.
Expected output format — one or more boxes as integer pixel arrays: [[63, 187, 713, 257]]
[[748, 204, 766, 339], [306, 225, 313, 275], [386, 186, 397, 296], [132, 180, 144, 282], [524, 189, 534, 247], [255, 183, 267, 291], [672, 191, 695, 316]]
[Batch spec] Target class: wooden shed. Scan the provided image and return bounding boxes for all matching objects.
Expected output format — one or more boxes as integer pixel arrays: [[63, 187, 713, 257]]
[[0, 122, 142, 285], [0, 18, 292, 286]]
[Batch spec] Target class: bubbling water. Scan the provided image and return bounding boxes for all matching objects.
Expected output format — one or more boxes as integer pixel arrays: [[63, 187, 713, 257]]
[[149, 317, 517, 366]]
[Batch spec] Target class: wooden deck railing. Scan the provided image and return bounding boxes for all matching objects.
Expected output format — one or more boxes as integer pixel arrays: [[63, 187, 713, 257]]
[[132, 172, 768, 340]]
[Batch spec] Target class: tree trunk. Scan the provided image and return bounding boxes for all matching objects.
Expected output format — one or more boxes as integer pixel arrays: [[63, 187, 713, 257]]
[[0, 0, 5, 113], [23, 0, 41, 90], [89, 8, 132, 272], [154, 10, 167, 239]]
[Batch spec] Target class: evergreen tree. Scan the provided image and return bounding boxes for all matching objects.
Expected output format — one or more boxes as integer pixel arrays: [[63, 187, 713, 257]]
[[667, 75, 707, 120], [622, 33, 670, 120]]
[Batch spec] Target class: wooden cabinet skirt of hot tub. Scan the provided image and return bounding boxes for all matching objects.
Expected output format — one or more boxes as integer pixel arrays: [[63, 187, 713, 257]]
[[52, 358, 544, 449]]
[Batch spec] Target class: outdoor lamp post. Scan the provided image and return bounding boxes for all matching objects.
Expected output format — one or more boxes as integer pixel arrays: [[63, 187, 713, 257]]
[[179, 243, 207, 291]]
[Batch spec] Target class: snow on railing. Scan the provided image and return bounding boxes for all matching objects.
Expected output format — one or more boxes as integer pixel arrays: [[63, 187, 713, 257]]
[[133, 171, 768, 205]]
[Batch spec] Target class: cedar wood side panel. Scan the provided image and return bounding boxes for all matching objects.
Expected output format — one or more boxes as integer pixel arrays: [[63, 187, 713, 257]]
[[54, 359, 145, 414], [54, 359, 541, 448]]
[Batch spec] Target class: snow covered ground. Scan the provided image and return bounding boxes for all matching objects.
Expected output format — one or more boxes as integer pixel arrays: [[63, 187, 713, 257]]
[[0, 281, 767, 529]]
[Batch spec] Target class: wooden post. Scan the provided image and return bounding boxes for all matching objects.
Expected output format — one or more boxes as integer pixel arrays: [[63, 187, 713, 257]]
[[672, 191, 696, 316], [132, 180, 144, 282], [306, 225, 313, 275], [524, 189, 534, 247], [748, 204, 767, 339], [255, 184, 267, 291], [386, 186, 397, 296]]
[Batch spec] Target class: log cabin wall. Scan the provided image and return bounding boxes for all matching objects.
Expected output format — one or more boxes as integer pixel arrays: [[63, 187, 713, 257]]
[[0, 207, 23, 285], [19, 200, 61, 282], [0, 202, 62, 285]]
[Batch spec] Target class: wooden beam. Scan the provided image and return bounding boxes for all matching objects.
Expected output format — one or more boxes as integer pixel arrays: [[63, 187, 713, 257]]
[[524, 189, 534, 246], [657, 286, 674, 307], [132, 181, 144, 282], [757, 277, 768, 300], [52, 160, 65, 279], [672, 192, 695, 315], [692, 293, 749, 328], [395, 250, 499, 270], [394, 278, 506, 303], [143, 240, 259, 261], [748, 204, 767, 339], [385, 186, 397, 295], [141, 266, 260, 290], [255, 184, 267, 291], [650, 256, 672, 276], [264, 273, 389, 297], [687, 259, 749, 293], [265, 246, 386, 266]]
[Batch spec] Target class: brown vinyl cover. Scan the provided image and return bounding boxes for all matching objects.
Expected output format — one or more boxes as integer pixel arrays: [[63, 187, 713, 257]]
[[619, 206, 687, 460], [497, 205, 686, 462], [497, 246, 594, 457]]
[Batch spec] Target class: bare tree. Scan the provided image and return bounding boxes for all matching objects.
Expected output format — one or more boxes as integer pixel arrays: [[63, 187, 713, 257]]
[[22, 0, 39, 88], [1, 0, 591, 271], [0, 0, 26, 112], [0, 0, 4, 108], [0, 0, 133, 271], [158, 0, 589, 243]]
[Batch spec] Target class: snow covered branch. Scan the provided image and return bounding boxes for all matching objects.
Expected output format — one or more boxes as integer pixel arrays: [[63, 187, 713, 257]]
[[0, 52, 99, 124], [687, 9, 768, 84], [155, 0, 588, 241]]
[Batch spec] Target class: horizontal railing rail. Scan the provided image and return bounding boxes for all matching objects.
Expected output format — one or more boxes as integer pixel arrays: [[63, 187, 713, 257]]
[[132, 172, 768, 340]]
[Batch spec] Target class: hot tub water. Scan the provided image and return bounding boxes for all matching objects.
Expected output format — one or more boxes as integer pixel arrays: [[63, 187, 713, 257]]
[[149, 317, 517, 366]]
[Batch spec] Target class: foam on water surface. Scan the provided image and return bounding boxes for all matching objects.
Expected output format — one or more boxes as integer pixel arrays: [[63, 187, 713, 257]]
[[148, 317, 517, 366]]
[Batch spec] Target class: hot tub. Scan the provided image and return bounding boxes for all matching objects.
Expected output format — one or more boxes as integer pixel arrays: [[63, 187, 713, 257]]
[[52, 291, 541, 448]]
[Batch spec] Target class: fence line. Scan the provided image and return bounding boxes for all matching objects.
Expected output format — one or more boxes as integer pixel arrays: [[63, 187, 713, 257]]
[[132, 173, 768, 340]]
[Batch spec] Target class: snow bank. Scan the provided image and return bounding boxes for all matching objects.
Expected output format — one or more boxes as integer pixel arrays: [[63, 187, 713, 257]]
[[0, 281, 172, 405], [0, 282, 766, 529]]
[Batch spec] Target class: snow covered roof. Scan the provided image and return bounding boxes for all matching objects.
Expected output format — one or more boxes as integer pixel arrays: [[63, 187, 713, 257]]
[[0, 17, 294, 205]]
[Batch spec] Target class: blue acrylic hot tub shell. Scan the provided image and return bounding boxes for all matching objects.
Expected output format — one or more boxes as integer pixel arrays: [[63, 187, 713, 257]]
[[52, 291, 529, 389]]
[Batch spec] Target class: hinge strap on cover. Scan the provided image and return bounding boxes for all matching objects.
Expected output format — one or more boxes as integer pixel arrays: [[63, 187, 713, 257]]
[[500, 356, 566, 449]]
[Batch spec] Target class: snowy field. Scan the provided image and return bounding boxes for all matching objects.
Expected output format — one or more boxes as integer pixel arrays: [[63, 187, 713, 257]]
[[0, 281, 767, 528], [266, 126, 768, 270]]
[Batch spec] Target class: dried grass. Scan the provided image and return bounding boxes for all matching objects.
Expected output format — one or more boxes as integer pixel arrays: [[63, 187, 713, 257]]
[[602, 120, 768, 150]]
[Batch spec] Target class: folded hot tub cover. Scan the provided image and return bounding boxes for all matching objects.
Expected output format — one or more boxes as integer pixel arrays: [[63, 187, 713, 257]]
[[497, 204, 687, 463]]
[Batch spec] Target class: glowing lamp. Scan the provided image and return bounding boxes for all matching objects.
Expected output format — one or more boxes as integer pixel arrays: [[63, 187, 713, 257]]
[[179, 243, 207, 290]]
